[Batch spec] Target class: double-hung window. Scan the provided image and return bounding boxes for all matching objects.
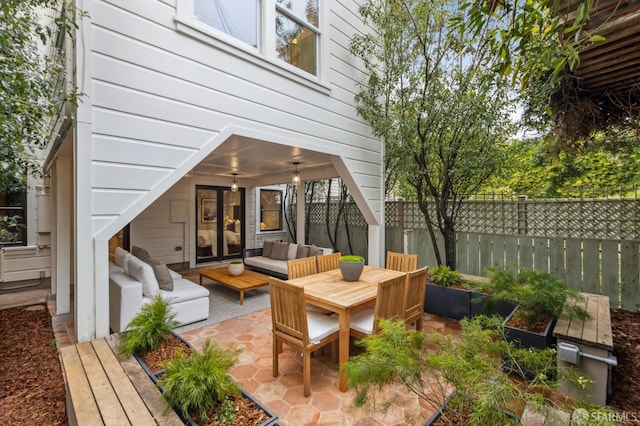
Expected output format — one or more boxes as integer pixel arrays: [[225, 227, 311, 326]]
[[182, 0, 322, 78]]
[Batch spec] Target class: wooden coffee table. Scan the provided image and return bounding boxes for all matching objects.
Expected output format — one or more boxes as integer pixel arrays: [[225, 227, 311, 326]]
[[198, 267, 270, 305]]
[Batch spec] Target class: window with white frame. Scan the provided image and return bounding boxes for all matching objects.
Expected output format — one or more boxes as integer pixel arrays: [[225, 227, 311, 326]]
[[194, 0, 259, 47], [275, 0, 319, 75], [184, 0, 321, 77], [0, 189, 27, 247]]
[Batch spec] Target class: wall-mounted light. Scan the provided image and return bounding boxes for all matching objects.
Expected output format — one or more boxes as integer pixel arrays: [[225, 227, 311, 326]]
[[292, 162, 300, 186], [231, 173, 238, 192]]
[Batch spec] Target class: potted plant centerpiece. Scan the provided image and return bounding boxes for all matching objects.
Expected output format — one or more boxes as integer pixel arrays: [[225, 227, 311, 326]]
[[424, 265, 476, 319], [227, 259, 244, 276], [486, 267, 590, 349], [339, 255, 365, 282]]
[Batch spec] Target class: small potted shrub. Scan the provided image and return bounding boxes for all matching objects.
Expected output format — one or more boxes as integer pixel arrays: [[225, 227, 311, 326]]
[[339, 255, 365, 282], [227, 259, 244, 276], [424, 265, 476, 319], [117, 294, 189, 377], [487, 267, 590, 349], [158, 339, 278, 425]]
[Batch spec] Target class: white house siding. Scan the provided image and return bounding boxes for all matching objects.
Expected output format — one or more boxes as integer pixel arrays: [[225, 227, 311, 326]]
[[87, 0, 383, 242], [69, 0, 384, 340]]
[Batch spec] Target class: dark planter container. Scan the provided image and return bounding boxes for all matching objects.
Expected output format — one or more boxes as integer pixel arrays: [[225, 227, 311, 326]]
[[503, 306, 557, 349], [424, 392, 519, 425], [133, 332, 279, 426], [339, 259, 365, 282], [470, 292, 518, 318], [424, 283, 475, 320]]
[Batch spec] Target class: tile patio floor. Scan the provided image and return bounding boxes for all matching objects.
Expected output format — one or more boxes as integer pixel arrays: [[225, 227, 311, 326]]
[[180, 310, 461, 426]]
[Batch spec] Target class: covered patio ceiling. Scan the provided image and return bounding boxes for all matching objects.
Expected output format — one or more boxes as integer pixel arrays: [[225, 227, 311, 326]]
[[191, 135, 340, 187]]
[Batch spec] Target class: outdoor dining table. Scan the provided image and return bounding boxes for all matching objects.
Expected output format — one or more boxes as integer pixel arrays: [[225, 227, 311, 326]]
[[286, 265, 407, 392]]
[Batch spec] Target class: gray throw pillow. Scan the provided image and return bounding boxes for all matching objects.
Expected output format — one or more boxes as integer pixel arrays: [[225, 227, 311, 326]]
[[262, 240, 274, 257], [270, 242, 290, 260], [308, 244, 323, 256], [149, 259, 174, 291], [296, 244, 311, 259], [131, 246, 151, 263]]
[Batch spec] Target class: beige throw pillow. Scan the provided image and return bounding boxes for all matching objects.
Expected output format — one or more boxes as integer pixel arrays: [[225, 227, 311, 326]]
[[131, 246, 151, 263], [308, 244, 323, 256], [270, 242, 290, 260], [262, 240, 274, 257], [149, 259, 174, 291], [296, 244, 311, 259]]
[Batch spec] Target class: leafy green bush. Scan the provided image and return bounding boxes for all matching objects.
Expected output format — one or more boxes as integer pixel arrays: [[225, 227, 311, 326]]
[[486, 267, 589, 328], [118, 294, 180, 357], [430, 265, 462, 287], [158, 339, 241, 423]]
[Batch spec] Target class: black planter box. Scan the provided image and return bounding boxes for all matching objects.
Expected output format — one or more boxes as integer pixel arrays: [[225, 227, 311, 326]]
[[502, 307, 557, 349], [133, 332, 279, 426], [424, 283, 475, 320], [424, 392, 519, 425], [470, 293, 518, 318]]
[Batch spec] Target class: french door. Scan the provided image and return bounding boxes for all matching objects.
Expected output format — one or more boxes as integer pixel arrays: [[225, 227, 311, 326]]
[[196, 185, 244, 263]]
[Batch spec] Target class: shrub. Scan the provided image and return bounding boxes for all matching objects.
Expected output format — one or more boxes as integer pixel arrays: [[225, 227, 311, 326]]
[[430, 265, 462, 287], [118, 294, 180, 357], [340, 255, 365, 262], [158, 339, 241, 423]]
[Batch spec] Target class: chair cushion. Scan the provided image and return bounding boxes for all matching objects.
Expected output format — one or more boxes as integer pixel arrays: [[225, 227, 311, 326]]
[[128, 255, 159, 298], [270, 242, 290, 260], [114, 247, 131, 274], [349, 307, 375, 335], [307, 311, 340, 344], [156, 278, 210, 304]]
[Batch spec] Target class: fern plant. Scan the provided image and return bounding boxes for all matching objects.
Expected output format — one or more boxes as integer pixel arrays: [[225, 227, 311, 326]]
[[118, 294, 180, 357], [430, 265, 462, 287], [158, 339, 241, 423]]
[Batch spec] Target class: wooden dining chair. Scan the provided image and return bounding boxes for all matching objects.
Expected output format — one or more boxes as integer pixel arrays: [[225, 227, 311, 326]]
[[403, 266, 429, 330], [287, 257, 318, 279], [349, 274, 407, 340], [316, 252, 341, 272], [386, 251, 418, 272], [268, 277, 340, 397]]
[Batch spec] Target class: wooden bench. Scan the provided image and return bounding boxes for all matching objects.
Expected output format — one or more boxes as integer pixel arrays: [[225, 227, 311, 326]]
[[59, 335, 183, 425], [553, 292, 615, 405]]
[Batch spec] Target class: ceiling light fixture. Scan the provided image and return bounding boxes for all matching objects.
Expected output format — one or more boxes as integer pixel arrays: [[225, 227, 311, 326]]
[[292, 162, 300, 186], [231, 173, 238, 192]]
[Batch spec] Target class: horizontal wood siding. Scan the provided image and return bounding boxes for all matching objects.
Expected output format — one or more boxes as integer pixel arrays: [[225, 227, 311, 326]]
[[0, 247, 51, 282], [88, 0, 382, 239]]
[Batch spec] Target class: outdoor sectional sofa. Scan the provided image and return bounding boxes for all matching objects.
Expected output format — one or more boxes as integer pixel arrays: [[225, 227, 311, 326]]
[[108, 247, 210, 333], [243, 241, 333, 279]]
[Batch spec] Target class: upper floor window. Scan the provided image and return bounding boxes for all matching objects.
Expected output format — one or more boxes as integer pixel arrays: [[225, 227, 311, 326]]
[[184, 0, 321, 78], [275, 0, 319, 75], [194, 0, 259, 48], [0, 190, 27, 247]]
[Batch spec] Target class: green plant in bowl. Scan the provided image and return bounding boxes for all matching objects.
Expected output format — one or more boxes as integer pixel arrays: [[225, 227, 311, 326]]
[[118, 294, 180, 357], [230, 260, 242, 264], [158, 339, 242, 423], [340, 255, 365, 262], [430, 265, 462, 287]]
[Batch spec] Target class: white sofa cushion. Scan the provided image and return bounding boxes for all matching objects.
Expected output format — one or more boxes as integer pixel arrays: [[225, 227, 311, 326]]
[[114, 247, 131, 274], [144, 278, 210, 305], [287, 243, 298, 260], [128, 255, 159, 298], [109, 261, 125, 275], [244, 256, 289, 276]]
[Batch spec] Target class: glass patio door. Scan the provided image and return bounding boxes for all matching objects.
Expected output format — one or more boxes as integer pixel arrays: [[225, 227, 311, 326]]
[[196, 185, 244, 263]]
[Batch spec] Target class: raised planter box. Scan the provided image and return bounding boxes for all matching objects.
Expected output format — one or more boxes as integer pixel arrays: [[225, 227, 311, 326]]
[[503, 307, 557, 349], [424, 283, 475, 320], [470, 292, 518, 318], [134, 332, 279, 426], [424, 393, 519, 425]]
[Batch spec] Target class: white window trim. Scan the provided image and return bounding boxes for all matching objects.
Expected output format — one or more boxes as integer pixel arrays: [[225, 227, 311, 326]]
[[175, 0, 330, 94]]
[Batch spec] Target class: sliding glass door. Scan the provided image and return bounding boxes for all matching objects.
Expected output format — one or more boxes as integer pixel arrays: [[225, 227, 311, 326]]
[[196, 185, 244, 263]]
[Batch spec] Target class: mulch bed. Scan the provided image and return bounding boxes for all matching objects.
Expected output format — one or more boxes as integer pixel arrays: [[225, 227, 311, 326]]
[[0, 305, 66, 425], [1, 303, 639, 424]]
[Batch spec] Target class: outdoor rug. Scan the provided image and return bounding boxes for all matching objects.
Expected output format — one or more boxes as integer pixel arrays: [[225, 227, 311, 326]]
[[173, 271, 271, 333]]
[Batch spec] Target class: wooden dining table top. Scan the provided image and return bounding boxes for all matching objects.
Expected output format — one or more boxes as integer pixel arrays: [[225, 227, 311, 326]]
[[286, 266, 406, 310]]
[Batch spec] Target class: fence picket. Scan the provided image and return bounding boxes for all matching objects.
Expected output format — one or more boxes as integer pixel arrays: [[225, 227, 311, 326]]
[[520, 236, 534, 270], [565, 239, 582, 291], [601, 240, 620, 308], [549, 237, 565, 280], [582, 239, 600, 294], [620, 240, 640, 311], [534, 237, 549, 273]]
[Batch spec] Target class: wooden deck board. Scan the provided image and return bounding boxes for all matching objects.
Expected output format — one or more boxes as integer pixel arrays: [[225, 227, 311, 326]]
[[553, 292, 613, 350], [59, 345, 103, 425], [92, 338, 156, 426], [76, 341, 131, 425]]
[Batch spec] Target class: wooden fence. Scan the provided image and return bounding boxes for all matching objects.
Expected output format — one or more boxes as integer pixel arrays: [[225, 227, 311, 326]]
[[306, 196, 640, 311]]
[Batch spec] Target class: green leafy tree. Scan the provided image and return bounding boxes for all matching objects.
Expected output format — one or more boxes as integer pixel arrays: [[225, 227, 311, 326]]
[[351, 0, 516, 268]]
